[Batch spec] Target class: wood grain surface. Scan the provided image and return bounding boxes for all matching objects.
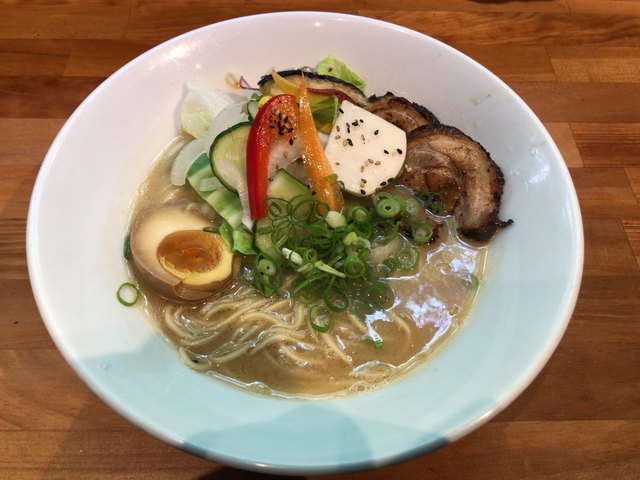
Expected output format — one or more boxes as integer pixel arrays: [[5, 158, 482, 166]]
[[1, 1, 639, 479]]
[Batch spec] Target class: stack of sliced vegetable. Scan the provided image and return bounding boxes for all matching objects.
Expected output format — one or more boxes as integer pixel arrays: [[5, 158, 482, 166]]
[[171, 56, 430, 333], [174, 55, 366, 255]]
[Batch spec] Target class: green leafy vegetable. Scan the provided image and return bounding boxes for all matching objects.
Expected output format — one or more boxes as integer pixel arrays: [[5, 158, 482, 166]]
[[310, 94, 339, 132], [316, 55, 366, 91]]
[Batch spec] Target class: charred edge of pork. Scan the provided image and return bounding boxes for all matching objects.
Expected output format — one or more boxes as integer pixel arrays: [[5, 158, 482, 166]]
[[257, 69, 368, 106], [367, 92, 441, 133], [404, 124, 513, 242]]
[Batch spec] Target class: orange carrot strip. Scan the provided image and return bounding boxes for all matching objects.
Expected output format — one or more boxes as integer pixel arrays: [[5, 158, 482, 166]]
[[297, 75, 344, 212]]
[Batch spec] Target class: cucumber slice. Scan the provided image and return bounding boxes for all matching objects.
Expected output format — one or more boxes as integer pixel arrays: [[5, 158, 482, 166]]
[[210, 122, 251, 192], [267, 168, 312, 201]]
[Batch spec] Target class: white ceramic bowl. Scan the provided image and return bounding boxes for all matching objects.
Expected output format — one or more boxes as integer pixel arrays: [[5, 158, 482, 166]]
[[27, 12, 583, 475]]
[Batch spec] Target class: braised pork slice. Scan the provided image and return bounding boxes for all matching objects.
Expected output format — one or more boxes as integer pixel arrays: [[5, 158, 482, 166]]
[[401, 125, 512, 242], [368, 92, 440, 133]]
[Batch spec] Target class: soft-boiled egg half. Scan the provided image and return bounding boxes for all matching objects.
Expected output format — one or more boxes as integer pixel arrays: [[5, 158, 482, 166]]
[[129, 206, 239, 301]]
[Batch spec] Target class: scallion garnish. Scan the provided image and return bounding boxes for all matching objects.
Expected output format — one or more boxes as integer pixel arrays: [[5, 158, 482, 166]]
[[258, 258, 277, 276], [375, 197, 402, 219], [461, 273, 480, 289], [347, 205, 371, 224], [411, 220, 433, 244], [323, 283, 349, 312], [420, 190, 448, 214], [309, 304, 332, 333], [123, 235, 132, 261], [117, 282, 139, 306], [344, 254, 366, 278], [250, 192, 438, 332], [396, 246, 419, 270]]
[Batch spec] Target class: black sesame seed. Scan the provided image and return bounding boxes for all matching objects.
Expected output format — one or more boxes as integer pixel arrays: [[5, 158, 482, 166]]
[[338, 108, 344, 114], [374, 129, 379, 135], [384, 149, 389, 154], [388, 177, 394, 182], [360, 189, 366, 195], [289, 138, 294, 145], [397, 148, 403, 154], [336, 125, 341, 132], [347, 138, 353, 146], [311, 191, 317, 196], [352, 120, 359, 126], [380, 181, 387, 186]]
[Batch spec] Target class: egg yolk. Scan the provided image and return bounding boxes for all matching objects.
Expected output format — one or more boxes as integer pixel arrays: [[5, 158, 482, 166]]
[[157, 230, 223, 277]]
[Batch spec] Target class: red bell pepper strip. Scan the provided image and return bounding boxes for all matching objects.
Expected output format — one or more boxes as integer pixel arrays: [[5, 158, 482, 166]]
[[297, 75, 344, 213], [246, 94, 299, 220]]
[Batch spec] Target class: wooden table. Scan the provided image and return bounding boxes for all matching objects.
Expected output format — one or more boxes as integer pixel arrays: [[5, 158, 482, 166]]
[[2, 1, 639, 478]]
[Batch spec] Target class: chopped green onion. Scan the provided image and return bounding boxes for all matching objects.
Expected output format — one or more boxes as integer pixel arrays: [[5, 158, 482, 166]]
[[309, 304, 332, 333], [403, 197, 421, 217], [347, 205, 371, 224], [365, 326, 384, 349], [315, 260, 346, 278], [375, 197, 403, 219], [301, 248, 318, 264], [411, 220, 433, 244], [123, 235, 132, 261], [282, 248, 304, 266], [374, 191, 395, 202], [396, 246, 419, 270], [376, 263, 392, 277], [117, 282, 139, 306], [343, 231, 358, 246], [353, 221, 373, 238], [420, 191, 448, 214], [461, 272, 480, 289], [267, 199, 285, 218], [372, 220, 397, 246], [357, 247, 371, 261], [344, 254, 366, 278], [367, 281, 394, 309], [253, 195, 398, 312], [382, 257, 398, 272], [323, 285, 349, 312], [258, 258, 277, 276], [326, 210, 347, 228]]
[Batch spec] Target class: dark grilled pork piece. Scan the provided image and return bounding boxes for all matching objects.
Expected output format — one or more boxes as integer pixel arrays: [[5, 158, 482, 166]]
[[258, 70, 368, 106], [368, 92, 440, 133], [401, 125, 512, 242]]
